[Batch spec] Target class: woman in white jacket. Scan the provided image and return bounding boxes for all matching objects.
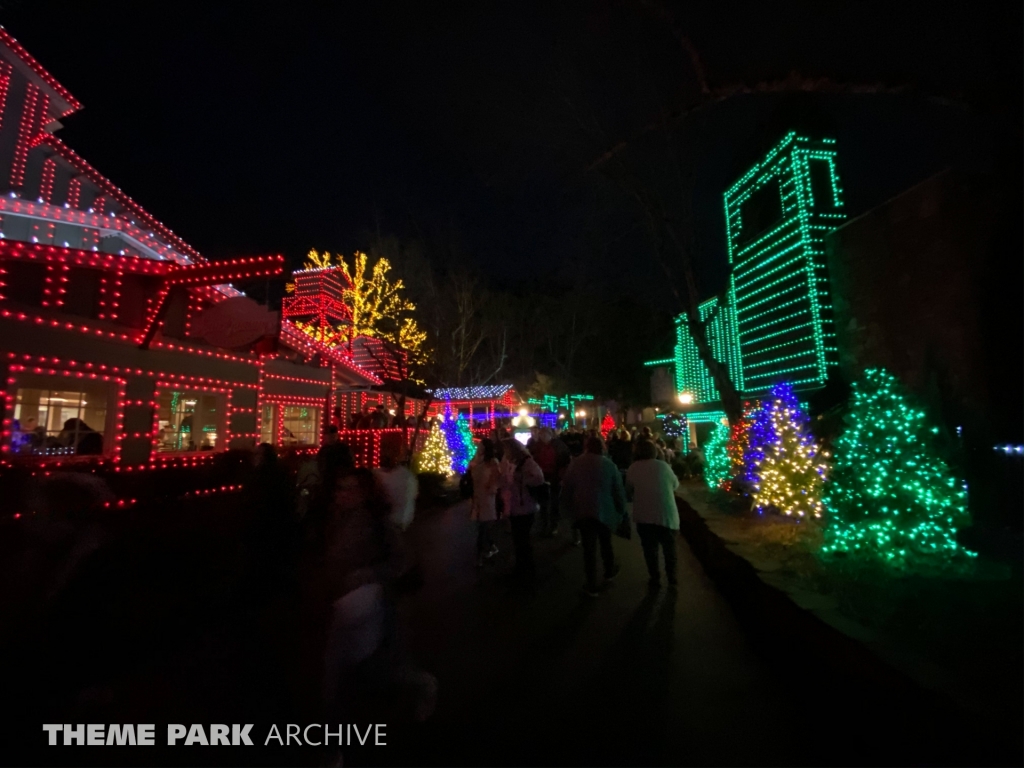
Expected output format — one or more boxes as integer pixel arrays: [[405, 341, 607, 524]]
[[625, 439, 681, 589], [500, 438, 545, 591]]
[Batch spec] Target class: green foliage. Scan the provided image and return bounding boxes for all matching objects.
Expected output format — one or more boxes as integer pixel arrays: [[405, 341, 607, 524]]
[[822, 369, 976, 569], [703, 422, 731, 490]]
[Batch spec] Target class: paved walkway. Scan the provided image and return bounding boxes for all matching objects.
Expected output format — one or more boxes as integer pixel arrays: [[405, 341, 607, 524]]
[[365, 501, 796, 766]]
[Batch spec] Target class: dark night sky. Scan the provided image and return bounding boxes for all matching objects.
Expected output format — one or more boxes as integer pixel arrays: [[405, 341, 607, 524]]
[[1, 1, 1019, 310]]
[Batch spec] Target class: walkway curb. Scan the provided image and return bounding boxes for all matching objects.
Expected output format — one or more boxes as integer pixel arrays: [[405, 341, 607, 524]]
[[675, 492, 1018, 764]]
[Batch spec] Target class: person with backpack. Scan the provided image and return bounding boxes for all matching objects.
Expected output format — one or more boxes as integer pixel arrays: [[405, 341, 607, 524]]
[[500, 438, 545, 592], [469, 439, 502, 567]]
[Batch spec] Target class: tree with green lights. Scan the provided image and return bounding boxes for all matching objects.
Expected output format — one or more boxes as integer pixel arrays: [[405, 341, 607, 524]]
[[822, 368, 976, 568], [703, 422, 731, 490], [454, 413, 476, 474]]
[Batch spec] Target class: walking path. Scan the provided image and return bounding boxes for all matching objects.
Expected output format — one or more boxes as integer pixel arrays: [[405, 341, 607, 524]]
[[369, 500, 795, 766]]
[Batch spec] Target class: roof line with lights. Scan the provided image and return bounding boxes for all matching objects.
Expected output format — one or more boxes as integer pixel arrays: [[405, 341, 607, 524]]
[[39, 135, 201, 261], [0, 26, 82, 115]]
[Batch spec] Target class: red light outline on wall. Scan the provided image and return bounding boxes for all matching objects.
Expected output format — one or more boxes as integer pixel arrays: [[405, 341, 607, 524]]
[[10, 83, 45, 189], [0, 61, 12, 132], [2, 363, 126, 468]]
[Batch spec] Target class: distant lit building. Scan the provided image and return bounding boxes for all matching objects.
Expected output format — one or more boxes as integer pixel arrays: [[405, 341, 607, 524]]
[[726, 132, 844, 393], [647, 132, 847, 431], [426, 384, 521, 434]]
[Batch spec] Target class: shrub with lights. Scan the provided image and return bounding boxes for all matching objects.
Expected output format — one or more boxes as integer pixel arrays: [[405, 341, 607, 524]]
[[747, 383, 828, 519], [822, 368, 976, 568], [440, 404, 474, 474], [453, 413, 476, 474], [414, 420, 454, 477], [661, 413, 688, 442], [600, 412, 616, 440], [703, 421, 731, 490], [722, 408, 755, 492]]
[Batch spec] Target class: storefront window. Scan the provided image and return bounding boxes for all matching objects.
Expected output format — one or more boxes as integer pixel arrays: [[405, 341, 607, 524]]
[[11, 380, 109, 456], [260, 404, 277, 445], [156, 389, 223, 453], [281, 406, 319, 447]]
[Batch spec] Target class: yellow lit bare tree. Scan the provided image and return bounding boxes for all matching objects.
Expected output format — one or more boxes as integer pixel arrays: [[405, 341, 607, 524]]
[[285, 249, 428, 375]]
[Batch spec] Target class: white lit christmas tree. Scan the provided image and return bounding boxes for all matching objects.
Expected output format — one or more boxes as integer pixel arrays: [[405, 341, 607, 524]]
[[415, 420, 454, 477]]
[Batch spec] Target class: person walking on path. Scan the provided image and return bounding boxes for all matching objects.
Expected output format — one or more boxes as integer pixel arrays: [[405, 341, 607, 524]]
[[500, 438, 545, 591], [470, 439, 502, 567], [529, 428, 565, 536], [561, 436, 626, 597], [626, 439, 680, 590], [549, 430, 571, 535], [374, 453, 419, 532]]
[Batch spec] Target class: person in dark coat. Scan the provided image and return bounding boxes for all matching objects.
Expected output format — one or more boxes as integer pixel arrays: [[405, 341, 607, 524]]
[[370, 405, 390, 429], [561, 436, 626, 597]]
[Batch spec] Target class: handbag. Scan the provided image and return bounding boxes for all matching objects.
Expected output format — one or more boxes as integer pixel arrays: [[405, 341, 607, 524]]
[[614, 514, 632, 540]]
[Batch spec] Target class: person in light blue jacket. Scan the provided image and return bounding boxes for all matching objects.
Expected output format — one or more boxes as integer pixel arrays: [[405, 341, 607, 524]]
[[561, 435, 626, 597]]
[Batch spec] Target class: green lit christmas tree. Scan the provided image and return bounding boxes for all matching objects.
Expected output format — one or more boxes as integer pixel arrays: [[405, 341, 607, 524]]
[[415, 420, 454, 477], [453, 413, 476, 474], [822, 368, 975, 568], [703, 422, 731, 490]]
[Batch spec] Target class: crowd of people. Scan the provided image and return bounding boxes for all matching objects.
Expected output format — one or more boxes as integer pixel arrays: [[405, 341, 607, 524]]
[[241, 414, 690, 742], [336, 404, 425, 431], [7, 410, 692, 765], [9, 417, 103, 456], [465, 422, 684, 597]]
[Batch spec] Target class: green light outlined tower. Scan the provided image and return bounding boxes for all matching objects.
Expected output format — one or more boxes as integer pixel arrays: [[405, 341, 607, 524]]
[[673, 296, 741, 406], [724, 132, 845, 394]]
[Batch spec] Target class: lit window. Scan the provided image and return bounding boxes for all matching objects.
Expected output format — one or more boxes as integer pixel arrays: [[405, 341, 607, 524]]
[[260, 404, 277, 444], [11, 380, 109, 456], [156, 389, 223, 453], [281, 406, 319, 447]]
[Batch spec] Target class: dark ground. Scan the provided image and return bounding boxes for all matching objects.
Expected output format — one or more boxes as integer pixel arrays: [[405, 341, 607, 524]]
[[2, 494, 1018, 767]]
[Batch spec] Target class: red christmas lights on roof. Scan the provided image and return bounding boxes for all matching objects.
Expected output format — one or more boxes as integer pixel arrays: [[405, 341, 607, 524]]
[[0, 26, 82, 114]]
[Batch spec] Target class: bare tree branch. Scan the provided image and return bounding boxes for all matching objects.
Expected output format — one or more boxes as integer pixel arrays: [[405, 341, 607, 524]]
[[588, 72, 909, 171]]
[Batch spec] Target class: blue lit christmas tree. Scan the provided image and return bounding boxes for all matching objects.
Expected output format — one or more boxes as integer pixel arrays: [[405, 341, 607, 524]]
[[441, 403, 474, 474], [453, 413, 475, 474], [745, 383, 827, 518], [822, 368, 975, 568]]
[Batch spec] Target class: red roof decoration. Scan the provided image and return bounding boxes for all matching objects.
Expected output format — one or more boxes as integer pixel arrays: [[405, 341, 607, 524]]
[[39, 135, 202, 261], [281, 266, 352, 346], [0, 26, 82, 115]]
